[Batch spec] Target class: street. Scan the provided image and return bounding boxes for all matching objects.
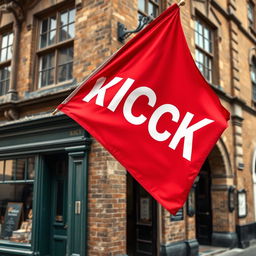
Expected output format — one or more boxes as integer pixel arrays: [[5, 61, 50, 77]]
[[219, 244, 256, 256]]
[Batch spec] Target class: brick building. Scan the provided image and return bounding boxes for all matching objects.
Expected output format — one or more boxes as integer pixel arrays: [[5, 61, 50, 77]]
[[0, 0, 255, 255]]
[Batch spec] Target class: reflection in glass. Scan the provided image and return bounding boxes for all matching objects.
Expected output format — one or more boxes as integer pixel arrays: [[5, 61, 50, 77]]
[[0, 184, 33, 244], [4, 160, 15, 181], [27, 158, 35, 180], [16, 159, 26, 180], [0, 161, 4, 181], [138, 0, 145, 11]]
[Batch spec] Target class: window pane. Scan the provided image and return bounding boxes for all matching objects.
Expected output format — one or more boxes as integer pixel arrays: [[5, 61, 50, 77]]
[[50, 16, 56, 30], [251, 68, 256, 83], [0, 48, 7, 62], [16, 159, 26, 180], [148, 2, 157, 17], [59, 25, 68, 42], [4, 160, 15, 181], [68, 23, 75, 39], [40, 33, 47, 48], [58, 47, 73, 65], [69, 9, 76, 23], [41, 19, 48, 33], [47, 69, 54, 85], [7, 47, 12, 60], [2, 35, 8, 48], [27, 158, 35, 180], [138, 0, 145, 11], [60, 11, 68, 26], [48, 31, 56, 45], [39, 71, 46, 87], [0, 161, 4, 181], [0, 184, 33, 244], [9, 33, 13, 45]]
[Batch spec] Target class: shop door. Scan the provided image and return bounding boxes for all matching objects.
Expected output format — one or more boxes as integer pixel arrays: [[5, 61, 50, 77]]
[[195, 160, 212, 245], [47, 154, 68, 256], [127, 174, 158, 256]]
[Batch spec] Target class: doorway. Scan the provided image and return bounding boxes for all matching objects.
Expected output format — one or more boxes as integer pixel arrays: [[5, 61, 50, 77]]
[[44, 153, 68, 256], [127, 174, 158, 256], [195, 160, 212, 245]]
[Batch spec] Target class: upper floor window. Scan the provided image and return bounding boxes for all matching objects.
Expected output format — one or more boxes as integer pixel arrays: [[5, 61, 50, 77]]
[[37, 8, 75, 88], [195, 19, 214, 83], [0, 32, 13, 96], [248, 1, 255, 29], [251, 56, 256, 102], [138, 0, 160, 18]]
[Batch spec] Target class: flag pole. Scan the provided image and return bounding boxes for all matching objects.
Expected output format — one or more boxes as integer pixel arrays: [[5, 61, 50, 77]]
[[178, 0, 185, 6]]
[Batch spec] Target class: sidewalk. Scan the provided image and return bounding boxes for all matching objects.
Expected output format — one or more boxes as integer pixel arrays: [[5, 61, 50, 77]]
[[199, 242, 256, 256]]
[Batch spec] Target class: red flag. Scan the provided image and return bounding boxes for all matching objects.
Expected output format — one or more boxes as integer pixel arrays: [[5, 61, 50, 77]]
[[57, 3, 229, 214]]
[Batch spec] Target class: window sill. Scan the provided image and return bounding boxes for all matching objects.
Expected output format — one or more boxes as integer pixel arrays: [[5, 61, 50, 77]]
[[24, 79, 76, 100], [0, 241, 32, 255]]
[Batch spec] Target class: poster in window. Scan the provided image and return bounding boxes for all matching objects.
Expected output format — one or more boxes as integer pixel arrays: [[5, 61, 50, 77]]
[[238, 190, 247, 218], [1, 202, 23, 239]]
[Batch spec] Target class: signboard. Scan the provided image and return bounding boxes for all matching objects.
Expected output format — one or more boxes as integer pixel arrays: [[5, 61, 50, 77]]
[[1, 202, 23, 239], [238, 190, 247, 218]]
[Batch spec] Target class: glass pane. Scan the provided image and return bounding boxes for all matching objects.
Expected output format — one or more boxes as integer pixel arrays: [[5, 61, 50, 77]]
[[27, 158, 35, 180], [40, 33, 47, 48], [148, 2, 157, 17], [69, 8, 76, 23], [9, 33, 13, 45], [60, 11, 68, 26], [2, 35, 8, 48], [251, 69, 256, 83], [16, 159, 26, 180], [41, 19, 48, 33], [58, 47, 73, 65], [41, 55, 48, 70], [0, 48, 7, 62], [0, 183, 33, 244], [48, 31, 56, 45], [47, 69, 54, 85], [39, 71, 46, 87], [7, 47, 12, 60], [50, 16, 56, 30], [58, 65, 68, 82], [204, 38, 210, 53], [198, 34, 203, 48], [68, 63, 73, 80], [68, 23, 75, 39], [59, 25, 68, 42], [0, 161, 4, 181], [138, 0, 145, 11], [4, 160, 15, 181]]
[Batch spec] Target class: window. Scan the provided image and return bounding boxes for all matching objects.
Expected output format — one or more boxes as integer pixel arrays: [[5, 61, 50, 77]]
[[251, 56, 256, 102], [0, 157, 35, 244], [195, 19, 214, 83], [248, 1, 255, 29], [138, 0, 160, 18], [37, 7, 75, 88], [0, 32, 13, 96]]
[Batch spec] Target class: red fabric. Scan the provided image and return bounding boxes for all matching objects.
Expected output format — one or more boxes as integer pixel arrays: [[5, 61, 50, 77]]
[[58, 4, 229, 214]]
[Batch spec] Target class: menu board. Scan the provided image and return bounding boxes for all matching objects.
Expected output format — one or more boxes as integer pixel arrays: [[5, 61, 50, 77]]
[[1, 202, 23, 239]]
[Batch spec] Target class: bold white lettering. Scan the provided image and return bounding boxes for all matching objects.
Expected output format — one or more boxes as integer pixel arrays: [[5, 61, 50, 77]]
[[82, 77, 123, 106], [169, 112, 214, 161], [148, 104, 180, 141], [123, 87, 156, 125], [107, 78, 135, 111]]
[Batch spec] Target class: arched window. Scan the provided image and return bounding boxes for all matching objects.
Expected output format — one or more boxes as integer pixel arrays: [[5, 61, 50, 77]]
[[251, 56, 256, 102]]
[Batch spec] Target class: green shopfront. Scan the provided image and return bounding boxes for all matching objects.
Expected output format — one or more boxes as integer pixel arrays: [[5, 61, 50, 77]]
[[0, 114, 89, 256]]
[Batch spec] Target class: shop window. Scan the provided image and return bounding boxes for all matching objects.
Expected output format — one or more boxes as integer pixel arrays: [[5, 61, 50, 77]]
[[195, 19, 215, 83], [37, 7, 75, 88], [252, 56, 256, 102], [0, 157, 35, 244], [138, 0, 161, 18], [0, 32, 13, 96], [248, 1, 255, 29]]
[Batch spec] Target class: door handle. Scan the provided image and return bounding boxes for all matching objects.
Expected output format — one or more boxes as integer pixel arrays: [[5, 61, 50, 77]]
[[75, 201, 81, 214]]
